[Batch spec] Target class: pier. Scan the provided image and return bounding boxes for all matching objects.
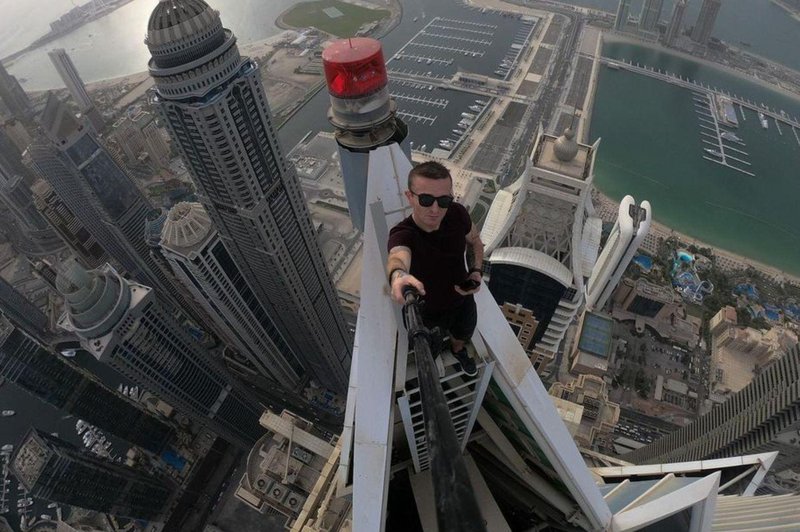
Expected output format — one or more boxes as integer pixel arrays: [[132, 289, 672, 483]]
[[390, 92, 449, 108], [600, 57, 800, 131], [396, 110, 437, 126], [692, 92, 755, 177], [793, 127, 800, 147]]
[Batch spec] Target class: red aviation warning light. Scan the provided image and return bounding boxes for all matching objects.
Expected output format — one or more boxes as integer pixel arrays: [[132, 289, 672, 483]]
[[322, 38, 387, 98], [322, 38, 396, 132], [322, 37, 409, 232]]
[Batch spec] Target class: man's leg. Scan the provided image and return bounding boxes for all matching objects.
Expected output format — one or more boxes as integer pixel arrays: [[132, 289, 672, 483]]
[[449, 297, 478, 377]]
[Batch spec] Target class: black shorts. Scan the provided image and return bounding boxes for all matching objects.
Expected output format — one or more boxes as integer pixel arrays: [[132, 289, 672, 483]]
[[421, 296, 477, 342]]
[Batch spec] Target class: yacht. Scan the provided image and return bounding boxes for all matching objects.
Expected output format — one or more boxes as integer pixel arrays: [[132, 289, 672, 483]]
[[438, 140, 454, 149], [452, 129, 465, 135], [468, 105, 482, 112], [720, 131, 741, 142], [461, 112, 476, 119], [704, 148, 723, 157], [758, 112, 769, 129], [1, 411, 14, 418], [0, 445, 11, 453], [475, 99, 488, 105]]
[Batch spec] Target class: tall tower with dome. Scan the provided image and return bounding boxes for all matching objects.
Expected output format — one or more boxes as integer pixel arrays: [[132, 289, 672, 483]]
[[145, 0, 352, 392]]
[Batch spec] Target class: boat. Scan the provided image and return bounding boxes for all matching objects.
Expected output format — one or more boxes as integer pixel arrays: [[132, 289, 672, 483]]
[[427, 85, 433, 91], [720, 131, 741, 142], [758, 112, 769, 129], [17, 499, 33, 508], [469, 105, 482, 112], [438, 140, 454, 149], [452, 129, 465, 135], [60, 348, 76, 358], [412, 16, 418, 22], [461, 112, 476, 119], [475, 99, 488, 105], [608, 62, 621, 70], [47, 503, 57, 509], [1, 411, 14, 418], [704, 148, 723, 157]]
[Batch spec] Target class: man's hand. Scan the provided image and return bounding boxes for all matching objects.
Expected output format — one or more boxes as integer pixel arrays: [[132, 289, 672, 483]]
[[391, 272, 425, 303], [454, 270, 482, 296]]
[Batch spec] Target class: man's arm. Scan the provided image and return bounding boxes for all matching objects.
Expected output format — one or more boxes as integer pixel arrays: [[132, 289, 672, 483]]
[[455, 223, 485, 296], [387, 246, 425, 302], [465, 223, 485, 274]]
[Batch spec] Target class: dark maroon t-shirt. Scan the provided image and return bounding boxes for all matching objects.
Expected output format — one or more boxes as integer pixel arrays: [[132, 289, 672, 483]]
[[388, 202, 472, 313]]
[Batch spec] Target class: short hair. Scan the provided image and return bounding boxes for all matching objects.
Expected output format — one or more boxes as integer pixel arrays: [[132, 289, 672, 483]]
[[408, 161, 451, 189]]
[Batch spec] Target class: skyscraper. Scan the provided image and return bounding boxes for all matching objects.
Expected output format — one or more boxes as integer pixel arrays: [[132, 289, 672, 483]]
[[159, 202, 305, 387], [31, 180, 109, 268], [11, 429, 176, 521], [0, 129, 64, 255], [146, 0, 351, 391], [639, 0, 664, 32], [585, 196, 651, 311], [665, 0, 688, 46], [626, 345, 800, 473], [56, 259, 263, 448], [47, 48, 104, 132], [0, 274, 51, 343], [27, 94, 193, 314], [691, 0, 722, 46], [0, 62, 32, 121], [614, 0, 632, 31], [0, 321, 175, 454], [481, 127, 601, 374]]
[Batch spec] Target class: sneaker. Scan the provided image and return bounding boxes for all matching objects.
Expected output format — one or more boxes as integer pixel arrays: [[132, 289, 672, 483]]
[[434, 353, 446, 379], [452, 349, 477, 377]]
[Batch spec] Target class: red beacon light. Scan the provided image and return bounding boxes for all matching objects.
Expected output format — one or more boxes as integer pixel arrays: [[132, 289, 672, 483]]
[[322, 38, 387, 99], [322, 38, 395, 132]]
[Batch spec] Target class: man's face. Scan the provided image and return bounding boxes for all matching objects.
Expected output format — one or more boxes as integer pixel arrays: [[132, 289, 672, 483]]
[[405, 175, 453, 232]]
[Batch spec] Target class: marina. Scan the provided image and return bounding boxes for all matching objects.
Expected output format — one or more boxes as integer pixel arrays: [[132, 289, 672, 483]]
[[692, 92, 754, 177], [600, 58, 800, 145], [383, 13, 538, 156]]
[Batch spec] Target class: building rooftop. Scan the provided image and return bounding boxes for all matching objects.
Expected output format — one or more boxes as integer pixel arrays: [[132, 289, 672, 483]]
[[577, 312, 614, 359], [160, 202, 214, 253], [533, 130, 593, 181]]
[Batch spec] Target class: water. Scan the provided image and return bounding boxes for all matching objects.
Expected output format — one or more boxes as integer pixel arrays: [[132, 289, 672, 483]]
[[556, 0, 800, 72], [2, 0, 300, 90], [590, 54, 800, 275]]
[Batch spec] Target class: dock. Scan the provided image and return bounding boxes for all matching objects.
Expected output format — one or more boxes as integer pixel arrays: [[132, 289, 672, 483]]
[[692, 92, 755, 177], [601, 57, 800, 132], [793, 127, 800, 147]]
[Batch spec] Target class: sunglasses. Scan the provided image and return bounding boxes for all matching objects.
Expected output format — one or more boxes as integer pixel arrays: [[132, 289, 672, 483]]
[[410, 191, 454, 208]]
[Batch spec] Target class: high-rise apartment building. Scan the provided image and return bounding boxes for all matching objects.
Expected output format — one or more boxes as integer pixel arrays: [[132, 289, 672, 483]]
[[481, 127, 601, 373], [626, 344, 800, 472], [146, 0, 351, 391], [639, 0, 664, 32], [159, 202, 304, 386], [27, 94, 192, 313], [47, 48, 104, 132], [56, 259, 263, 448], [614, 0, 632, 31], [0, 129, 64, 255], [0, 62, 32, 121], [0, 321, 174, 454], [691, 0, 722, 46], [585, 195, 651, 311], [0, 274, 51, 343], [11, 429, 176, 521], [109, 110, 171, 171], [665, 0, 688, 46], [31, 180, 109, 268]]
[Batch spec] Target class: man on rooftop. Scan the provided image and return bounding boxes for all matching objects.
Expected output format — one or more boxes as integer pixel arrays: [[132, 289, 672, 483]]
[[386, 161, 484, 377]]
